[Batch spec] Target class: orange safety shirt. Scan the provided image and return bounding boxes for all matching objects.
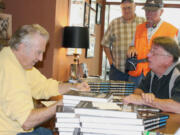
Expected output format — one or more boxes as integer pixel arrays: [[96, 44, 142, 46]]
[[128, 22, 178, 77]]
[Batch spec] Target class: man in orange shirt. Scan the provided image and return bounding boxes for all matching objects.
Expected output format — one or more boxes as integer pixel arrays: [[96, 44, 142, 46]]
[[127, 0, 179, 88]]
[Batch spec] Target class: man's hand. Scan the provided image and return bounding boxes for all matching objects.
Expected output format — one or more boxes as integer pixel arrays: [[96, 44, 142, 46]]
[[127, 46, 137, 58], [123, 94, 144, 105], [76, 82, 90, 91], [141, 93, 155, 105]]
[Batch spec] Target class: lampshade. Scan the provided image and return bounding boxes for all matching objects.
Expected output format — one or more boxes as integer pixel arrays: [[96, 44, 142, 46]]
[[62, 26, 89, 49]]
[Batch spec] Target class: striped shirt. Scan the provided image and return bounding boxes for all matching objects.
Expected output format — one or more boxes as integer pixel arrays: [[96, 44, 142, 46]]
[[101, 16, 145, 72]]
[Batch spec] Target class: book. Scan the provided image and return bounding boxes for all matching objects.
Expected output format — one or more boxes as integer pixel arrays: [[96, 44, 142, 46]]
[[56, 117, 80, 123], [74, 101, 138, 118], [80, 127, 142, 135], [145, 122, 166, 131], [79, 113, 168, 125], [55, 122, 80, 128], [81, 120, 167, 132], [59, 128, 80, 135], [56, 105, 76, 118], [58, 127, 76, 132], [63, 90, 113, 102]]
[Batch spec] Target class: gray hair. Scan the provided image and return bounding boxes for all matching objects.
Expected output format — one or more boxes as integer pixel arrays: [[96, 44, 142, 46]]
[[9, 24, 49, 50], [152, 36, 180, 62]]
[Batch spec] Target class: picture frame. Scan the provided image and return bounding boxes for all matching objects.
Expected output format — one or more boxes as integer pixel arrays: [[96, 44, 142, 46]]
[[96, 3, 102, 24], [69, 0, 85, 26], [84, 2, 90, 27], [86, 35, 96, 58], [0, 13, 12, 40], [89, 8, 96, 35]]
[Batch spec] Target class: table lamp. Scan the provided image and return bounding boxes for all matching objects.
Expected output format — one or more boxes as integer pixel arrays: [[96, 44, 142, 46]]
[[62, 26, 89, 81]]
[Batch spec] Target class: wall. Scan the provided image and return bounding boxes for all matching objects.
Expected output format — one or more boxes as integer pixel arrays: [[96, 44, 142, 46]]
[[4, 0, 56, 78], [4, 0, 103, 81]]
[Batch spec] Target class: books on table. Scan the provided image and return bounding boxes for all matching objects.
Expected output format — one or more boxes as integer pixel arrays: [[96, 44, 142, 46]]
[[74, 101, 169, 134], [74, 101, 138, 118], [56, 105, 76, 118], [63, 90, 113, 102], [88, 80, 135, 96], [79, 112, 168, 125], [57, 91, 113, 135], [62, 90, 113, 107]]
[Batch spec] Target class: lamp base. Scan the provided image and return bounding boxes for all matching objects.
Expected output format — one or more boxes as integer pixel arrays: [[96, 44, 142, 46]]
[[69, 63, 88, 81]]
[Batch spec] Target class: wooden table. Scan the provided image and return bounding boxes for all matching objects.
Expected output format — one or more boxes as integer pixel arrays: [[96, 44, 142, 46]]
[[154, 112, 180, 134]]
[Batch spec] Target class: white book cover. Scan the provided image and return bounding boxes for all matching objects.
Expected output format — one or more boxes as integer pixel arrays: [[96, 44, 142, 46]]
[[63, 90, 113, 102], [56, 106, 76, 118], [81, 127, 142, 135], [75, 101, 137, 118], [81, 122, 144, 131], [55, 122, 80, 128], [80, 112, 169, 125], [63, 103, 77, 107], [80, 115, 143, 125], [63, 99, 80, 104], [59, 131, 73, 135], [56, 117, 80, 123], [58, 127, 76, 132], [81, 133, 115, 135]]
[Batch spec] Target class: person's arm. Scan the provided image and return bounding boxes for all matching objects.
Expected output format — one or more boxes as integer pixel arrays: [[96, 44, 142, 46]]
[[22, 100, 62, 130], [58, 82, 90, 95], [103, 46, 113, 65], [145, 98, 180, 114], [123, 93, 144, 105]]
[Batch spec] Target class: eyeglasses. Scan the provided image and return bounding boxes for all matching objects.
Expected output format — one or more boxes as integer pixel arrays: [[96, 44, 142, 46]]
[[149, 48, 171, 57]]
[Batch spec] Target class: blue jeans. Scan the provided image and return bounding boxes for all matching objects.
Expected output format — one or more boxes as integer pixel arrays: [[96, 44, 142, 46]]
[[128, 73, 144, 88], [109, 64, 129, 81], [17, 127, 53, 135]]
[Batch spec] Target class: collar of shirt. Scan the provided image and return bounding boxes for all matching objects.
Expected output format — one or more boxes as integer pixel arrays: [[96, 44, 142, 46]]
[[155, 61, 179, 79], [147, 20, 163, 41]]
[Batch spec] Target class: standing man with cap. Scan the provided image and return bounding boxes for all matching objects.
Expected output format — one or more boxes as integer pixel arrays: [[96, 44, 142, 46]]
[[101, 0, 145, 81], [127, 0, 179, 88], [124, 36, 180, 113]]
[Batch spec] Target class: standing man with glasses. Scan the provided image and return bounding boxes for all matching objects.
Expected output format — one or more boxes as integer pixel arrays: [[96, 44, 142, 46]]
[[127, 0, 179, 88], [124, 36, 180, 113], [101, 0, 145, 81]]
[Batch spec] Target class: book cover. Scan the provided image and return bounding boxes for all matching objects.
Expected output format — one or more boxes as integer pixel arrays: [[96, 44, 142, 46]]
[[58, 127, 76, 132], [75, 101, 137, 118], [81, 120, 167, 131], [79, 114, 168, 125], [55, 122, 80, 128], [80, 127, 142, 135], [56, 106, 76, 118], [56, 117, 80, 123], [63, 90, 113, 102], [145, 122, 166, 131]]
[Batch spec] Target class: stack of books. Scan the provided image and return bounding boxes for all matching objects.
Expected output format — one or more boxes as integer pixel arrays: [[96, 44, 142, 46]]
[[62, 90, 113, 107], [74, 101, 169, 135], [87, 80, 135, 96], [55, 105, 80, 135], [55, 90, 113, 135]]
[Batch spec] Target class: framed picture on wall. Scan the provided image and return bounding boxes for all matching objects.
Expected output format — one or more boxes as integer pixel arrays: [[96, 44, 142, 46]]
[[84, 2, 90, 27], [96, 3, 102, 24], [0, 13, 12, 40], [69, 0, 85, 26], [86, 35, 95, 58], [89, 8, 96, 35]]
